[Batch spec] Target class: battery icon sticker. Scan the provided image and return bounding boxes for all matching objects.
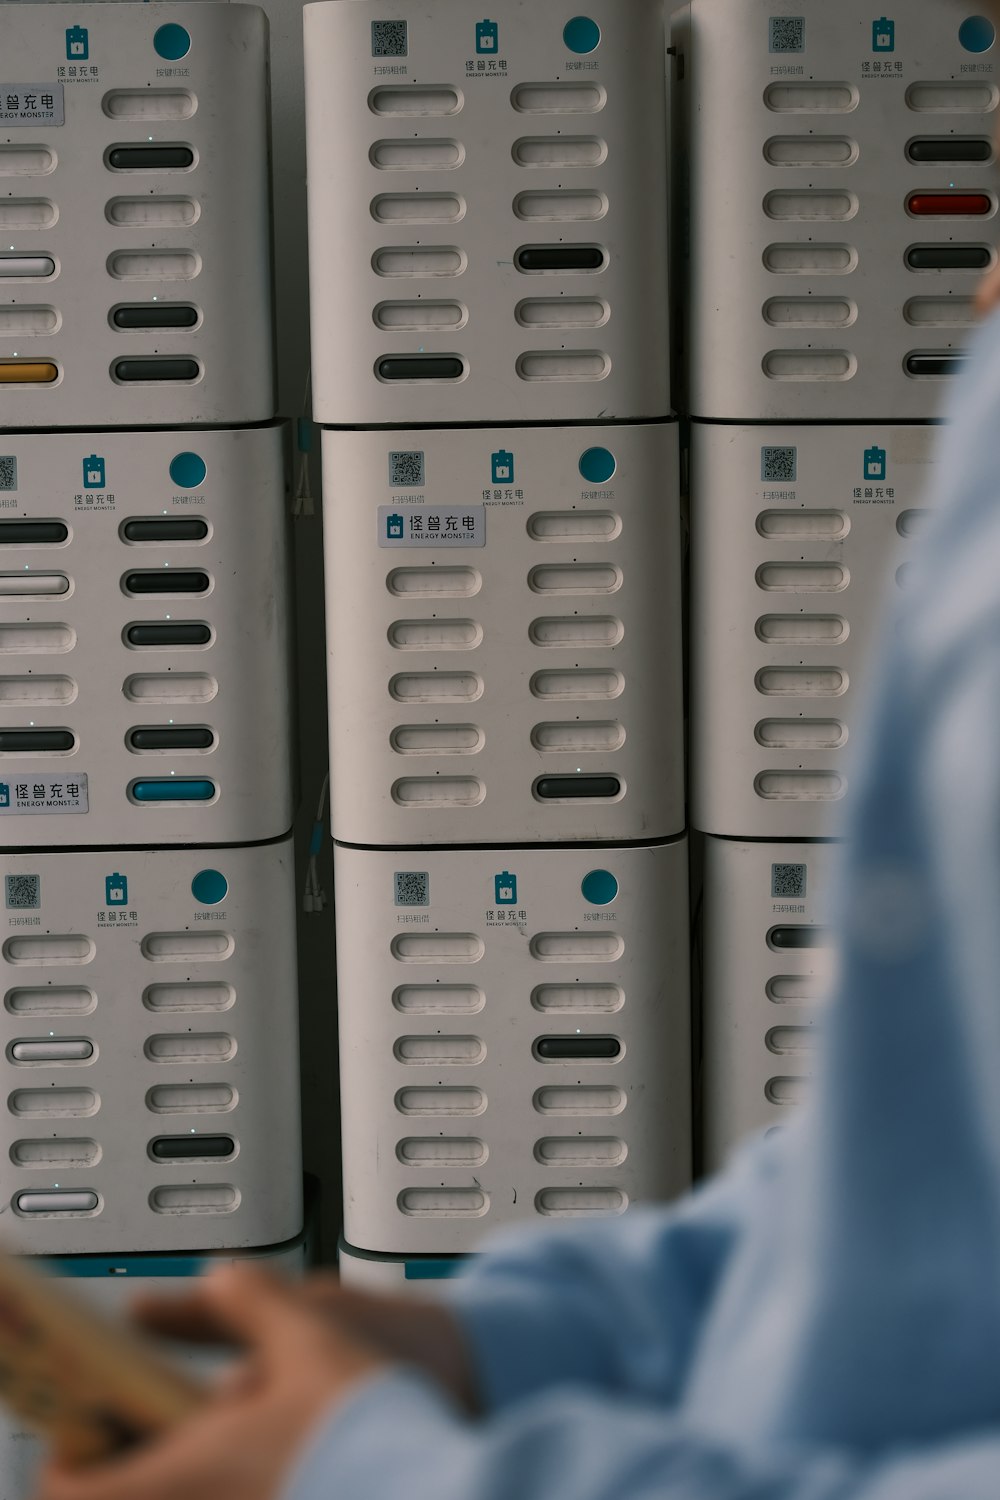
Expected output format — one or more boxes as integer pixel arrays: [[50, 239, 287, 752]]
[[872, 16, 895, 51], [66, 25, 89, 59], [476, 18, 499, 53]]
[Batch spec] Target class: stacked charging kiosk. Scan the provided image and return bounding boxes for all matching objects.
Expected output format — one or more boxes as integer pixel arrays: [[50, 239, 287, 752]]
[[676, 0, 992, 1165], [305, 0, 691, 1284], [0, 6, 302, 1486]]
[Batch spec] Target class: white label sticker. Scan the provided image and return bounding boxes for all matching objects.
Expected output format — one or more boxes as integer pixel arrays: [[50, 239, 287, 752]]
[[378, 504, 486, 548], [0, 84, 65, 127], [0, 774, 88, 815]]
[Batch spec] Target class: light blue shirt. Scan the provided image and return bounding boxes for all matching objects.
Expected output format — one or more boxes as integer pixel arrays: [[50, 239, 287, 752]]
[[285, 312, 1000, 1500]]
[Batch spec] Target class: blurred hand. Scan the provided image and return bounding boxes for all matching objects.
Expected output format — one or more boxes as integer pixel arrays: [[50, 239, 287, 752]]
[[136, 1272, 480, 1414], [977, 259, 1000, 317], [32, 1264, 387, 1500]]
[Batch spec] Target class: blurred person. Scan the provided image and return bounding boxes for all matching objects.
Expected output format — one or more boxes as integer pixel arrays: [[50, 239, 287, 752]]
[[35, 4, 1000, 1496]]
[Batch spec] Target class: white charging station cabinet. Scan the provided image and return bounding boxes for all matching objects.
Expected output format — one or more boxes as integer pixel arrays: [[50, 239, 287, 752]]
[[304, 0, 670, 426], [324, 423, 683, 845], [0, 425, 293, 847], [334, 839, 690, 1256], [701, 836, 836, 1171], [690, 423, 934, 838], [0, 3, 274, 427], [0, 840, 302, 1255], [678, 0, 996, 421], [0, 1235, 307, 1500]]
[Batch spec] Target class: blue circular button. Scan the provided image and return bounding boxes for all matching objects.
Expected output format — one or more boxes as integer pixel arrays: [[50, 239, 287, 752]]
[[154, 23, 192, 61], [169, 452, 207, 489], [960, 15, 996, 51], [192, 869, 228, 906], [564, 16, 601, 54], [579, 446, 616, 484], [581, 869, 619, 906]]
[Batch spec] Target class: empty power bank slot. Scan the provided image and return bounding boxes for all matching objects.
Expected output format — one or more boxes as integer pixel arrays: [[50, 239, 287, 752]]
[[0, 677, 76, 707], [103, 90, 196, 122], [150, 1134, 234, 1161], [127, 726, 214, 751], [14, 1191, 98, 1214], [9, 1139, 99, 1166], [121, 518, 208, 543], [10, 1039, 93, 1063], [0, 146, 54, 176], [0, 728, 74, 752], [125, 672, 216, 703], [107, 145, 194, 170], [534, 775, 621, 799], [907, 192, 992, 216], [907, 245, 991, 269], [146, 1084, 234, 1113], [124, 570, 209, 595], [126, 622, 211, 647], [0, 521, 67, 545], [113, 358, 200, 382], [0, 573, 68, 597], [106, 196, 199, 228], [535, 1036, 622, 1060], [130, 779, 215, 802], [113, 303, 198, 330], [0, 363, 58, 384], [0, 305, 58, 334], [376, 355, 465, 380], [149, 1184, 238, 1214], [516, 245, 605, 272], [767, 926, 831, 950], [5, 987, 96, 1017], [906, 352, 968, 376], [3, 935, 94, 966], [907, 137, 992, 163], [0, 255, 55, 278]]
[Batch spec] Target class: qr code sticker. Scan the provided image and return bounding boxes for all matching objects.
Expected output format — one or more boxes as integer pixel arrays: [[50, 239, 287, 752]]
[[395, 871, 430, 907], [761, 446, 797, 483], [389, 451, 425, 488], [0, 456, 16, 492], [372, 19, 407, 56], [769, 16, 805, 52], [772, 863, 807, 899], [5, 873, 40, 910]]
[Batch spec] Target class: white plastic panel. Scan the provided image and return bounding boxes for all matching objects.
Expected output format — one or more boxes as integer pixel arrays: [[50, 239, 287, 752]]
[[0, 842, 301, 1254], [690, 423, 935, 838], [324, 424, 683, 845], [335, 840, 691, 1256], [0, 1235, 306, 1500], [0, 426, 292, 846], [304, 0, 670, 424], [701, 837, 836, 1171], [679, 0, 996, 419], [337, 1239, 465, 1292], [0, 3, 273, 426]]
